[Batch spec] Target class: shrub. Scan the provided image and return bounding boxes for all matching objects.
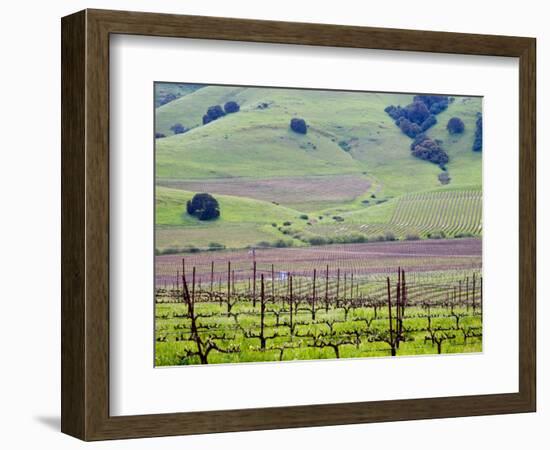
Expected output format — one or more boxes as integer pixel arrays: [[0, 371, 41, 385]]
[[184, 245, 201, 253], [290, 118, 307, 134], [207, 105, 225, 120], [473, 114, 483, 151], [344, 234, 367, 243], [170, 123, 187, 134], [299, 214, 309, 220], [186, 193, 220, 221], [159, 246, 184, 255], [157, 92, 177, 106], [410, 134, 449, 165], [332, 216, 344, 222], [454, 232, 475, 238], [427, 231, 446, 239], [405, 101, 430, 125], [255, 241, 272, 248], [420, 114, 437, 132], [405, 233, 421, 241], [308, 236, 329, 246], [224, 101, 240, 114], [385, 96, 449, 138], [396, 117, 422, 138], [413, 95, 449, 115], [413, 95, 449, 110], [283, 221, 292, 226], [384, 105, 406, 121], [271, 223, 277, 227], [338, 140, 352, 152], [274, 239, 293, 248], [438, 172, 451, 185], [384, 232, 396, 241], [155, 132, 166, 139], [447, 117, 465, 134], [208, 242, 225, 250]]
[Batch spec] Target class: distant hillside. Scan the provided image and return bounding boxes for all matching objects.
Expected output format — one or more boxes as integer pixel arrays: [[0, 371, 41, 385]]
[[154, 84, 482, 252], [154, 82, 204, 107], [155, 86, 481, 195]]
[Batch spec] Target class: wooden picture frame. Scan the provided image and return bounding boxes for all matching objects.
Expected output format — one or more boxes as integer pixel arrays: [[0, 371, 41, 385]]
[[61, 8, 536, 441]]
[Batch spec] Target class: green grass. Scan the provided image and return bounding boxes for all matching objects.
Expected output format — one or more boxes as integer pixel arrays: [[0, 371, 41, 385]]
[[156, 186, 307, 250], [156, 223, 288, 252], [154, 82, 204, 108], [154, 84, 483, 250], [305, 188, 482, 240], [156, 186, 303, 226], [155, 119, 361, 180], [155, 85, 481, 195], [153, 85, 484, 366], [389, 189, 482, 236], [155, 300, 482, 366]]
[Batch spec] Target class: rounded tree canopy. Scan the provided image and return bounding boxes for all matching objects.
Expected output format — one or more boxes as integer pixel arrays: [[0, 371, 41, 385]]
[[206, 105, 226, 121], [224, 101, 240, 113], [170, 123, 187, 135], [290, 117, 307, 134], [186, 193, 220, 221], [405, 101, 430, 125], [447, 117, 465, 134]]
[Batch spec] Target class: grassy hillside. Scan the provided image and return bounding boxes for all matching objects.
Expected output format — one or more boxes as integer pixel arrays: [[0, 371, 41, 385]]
[[156, 186, 306, 251], [154, 84, 483, 252], [155, 86, 481, 195], [155, 119, 361, 179], [156, 186, 302, 226], [154, 82, 204, 107]]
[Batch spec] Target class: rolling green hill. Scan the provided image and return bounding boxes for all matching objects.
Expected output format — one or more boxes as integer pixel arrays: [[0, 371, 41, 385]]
[[154, 82, 204, 107], [154, 84, 482, 252], [156, 186, 306, 251], [156, 186, 302, 226]]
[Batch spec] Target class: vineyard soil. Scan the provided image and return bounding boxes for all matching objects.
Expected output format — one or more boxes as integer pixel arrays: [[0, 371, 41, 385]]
[[154, 83, 483, 366]]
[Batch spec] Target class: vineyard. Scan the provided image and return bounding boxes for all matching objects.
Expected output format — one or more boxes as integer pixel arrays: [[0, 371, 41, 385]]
[[390, 190, 482, 236], [153, 84, 484, 366], [155, 247, 483, 366], [305, 190, 482, 242]]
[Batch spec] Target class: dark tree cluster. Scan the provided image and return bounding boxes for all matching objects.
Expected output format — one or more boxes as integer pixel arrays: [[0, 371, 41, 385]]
[[224, 101, 240, 113], [447, 117, 465, 134], [473, 114, 482, 152], [157, 92, 177, 107], [393, 113, 437, 138], [170, 123, 188, 135], [290, 118, 307, 134], [385, 95, 450, 138], [186, 193, 220, 221], [410, 134, 449, 167], [385, 95, 451, 167], [155, 132, 166, 139], [202, 105, 226, 125], [202, 102, 240, 125], [413, 95, 450, 114]]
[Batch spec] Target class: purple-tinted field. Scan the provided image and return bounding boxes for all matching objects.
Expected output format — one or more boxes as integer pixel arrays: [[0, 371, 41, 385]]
[[156, 238, 481, 287], [157, 174, 371, 209]]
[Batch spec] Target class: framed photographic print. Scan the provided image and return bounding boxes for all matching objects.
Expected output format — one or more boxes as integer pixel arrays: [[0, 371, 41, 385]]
[[61, 9, 536, 440]]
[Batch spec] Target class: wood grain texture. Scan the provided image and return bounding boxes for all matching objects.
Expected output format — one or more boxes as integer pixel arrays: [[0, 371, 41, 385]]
[[61, 8, 537, 441], [61, 10, 86, 439]]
